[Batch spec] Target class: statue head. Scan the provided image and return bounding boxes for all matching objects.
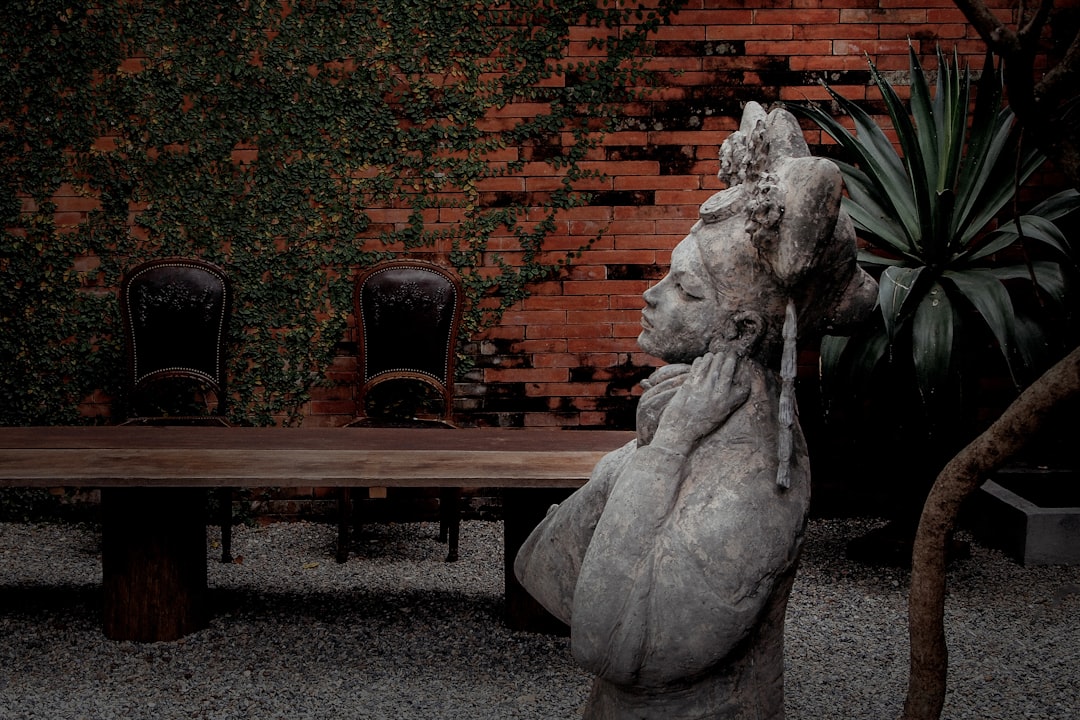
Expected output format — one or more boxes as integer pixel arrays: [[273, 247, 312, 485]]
[[638, 103, 878, 487], [639, 102, 877, 367]]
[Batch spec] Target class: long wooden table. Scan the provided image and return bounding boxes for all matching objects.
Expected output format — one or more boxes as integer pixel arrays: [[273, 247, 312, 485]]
[[0, 426, 633, 642]]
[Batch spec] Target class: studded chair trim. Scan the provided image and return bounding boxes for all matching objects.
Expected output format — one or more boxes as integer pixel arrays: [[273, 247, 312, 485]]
[[120, 257, 231, 413], [354, 260, 464, 424]]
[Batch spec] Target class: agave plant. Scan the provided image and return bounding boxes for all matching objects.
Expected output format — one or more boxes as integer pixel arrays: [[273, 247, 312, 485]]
[[788, 46, 1079, 440]]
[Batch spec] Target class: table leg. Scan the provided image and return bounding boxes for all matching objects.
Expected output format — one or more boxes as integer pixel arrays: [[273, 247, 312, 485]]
[[101, 488, 208, 642], [336, 487, 352, 563], [502, 487, 571, 636], [439, 487, 461, 562]]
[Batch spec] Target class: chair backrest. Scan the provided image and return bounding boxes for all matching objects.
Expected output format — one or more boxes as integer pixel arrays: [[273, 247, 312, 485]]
[[354, 259, 463, 424], [120, 257, 231, 417]]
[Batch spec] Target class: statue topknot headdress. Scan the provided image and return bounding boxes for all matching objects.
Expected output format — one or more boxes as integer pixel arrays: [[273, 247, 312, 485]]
[[702, 102, 878, 486]]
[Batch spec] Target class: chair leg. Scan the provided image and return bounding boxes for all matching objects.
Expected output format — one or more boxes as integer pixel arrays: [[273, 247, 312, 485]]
[[440, 487, 461, 562], [336, 487, 352, 563], [217, 487, 233, 564]]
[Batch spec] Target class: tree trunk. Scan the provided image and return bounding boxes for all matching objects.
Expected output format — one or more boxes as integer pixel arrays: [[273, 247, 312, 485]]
[[902, 346, 1080, 720]]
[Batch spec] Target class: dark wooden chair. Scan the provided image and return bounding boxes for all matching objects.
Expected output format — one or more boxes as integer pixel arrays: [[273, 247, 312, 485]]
[[338, 259, 465, 563], [119, 257, 236, 563]]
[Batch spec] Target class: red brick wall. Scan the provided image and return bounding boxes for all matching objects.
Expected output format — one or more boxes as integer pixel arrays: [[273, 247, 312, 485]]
[[301, 0, 1073, 430], [48, 1, 1073, 429]]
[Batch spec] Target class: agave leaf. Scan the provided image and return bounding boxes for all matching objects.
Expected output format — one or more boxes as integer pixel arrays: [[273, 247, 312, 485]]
[[966, 261, 1068, 378], [952, 111, 1022, 242], [820, 323, 890, 405], [857, 248, 904, 267], [961, 226, 1032, 263], [879, 265, 925, 342], [1027, 188, 1080, 222], [931, 187, 957, 262], [785, 99, 851, 146], [843, 199, 910, 254], [833, 199, 911, 259], [936, 46, 970, 198], [964, 142, 1045, 247], [819, 333, 849, 387], [869, 57, 932, 251], [787, 100, 874, 173], [788, 102, 907, 233], [966, 215, 1076, 263], [911, 282, 955, 411], [941, 268, 1021, 385], [837, 177, 912, 256], [813, 86, 922, 242], [930, 46, 948, 148], [1012, 312, 1046, 375], [988, 260, 1068, 307], [908, 46, 939, 191], [965, 52, 1003, 169]]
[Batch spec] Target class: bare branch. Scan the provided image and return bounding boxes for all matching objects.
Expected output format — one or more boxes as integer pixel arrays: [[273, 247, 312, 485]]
[[1018, 0, 1055, 46], [951, 0, 1022, 54], [902, 346, 1080, 720], [1035, 28, 1080, 109]]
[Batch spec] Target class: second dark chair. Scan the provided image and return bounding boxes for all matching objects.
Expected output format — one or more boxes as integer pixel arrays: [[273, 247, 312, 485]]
[[338, 258, 465, 563]]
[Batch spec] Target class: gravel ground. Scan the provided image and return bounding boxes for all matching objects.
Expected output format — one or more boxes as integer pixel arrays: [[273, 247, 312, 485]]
[[0, 517, 1077, 719]]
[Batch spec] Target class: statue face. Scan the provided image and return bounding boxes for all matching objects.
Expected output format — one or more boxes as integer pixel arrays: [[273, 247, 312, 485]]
[[638, 227, 724, 364], [640, 211, 771, 364]]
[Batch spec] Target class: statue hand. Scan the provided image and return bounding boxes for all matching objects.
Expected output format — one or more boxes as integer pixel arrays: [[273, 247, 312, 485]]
[[652, 351, 749, 453]]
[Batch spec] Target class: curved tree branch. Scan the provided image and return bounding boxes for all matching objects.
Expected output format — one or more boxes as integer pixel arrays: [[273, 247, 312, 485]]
[[1018, 0, 1054, 46], [952, 0, 1080, 190], [901, 346, 1080, 720], [951, 0, 1022, 53], [1036, 29, 1080, 109], [896, 4, 1080, 719]]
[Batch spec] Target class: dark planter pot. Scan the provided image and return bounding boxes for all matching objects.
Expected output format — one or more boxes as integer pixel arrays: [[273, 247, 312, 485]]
[[971, 466, 1080, 566]]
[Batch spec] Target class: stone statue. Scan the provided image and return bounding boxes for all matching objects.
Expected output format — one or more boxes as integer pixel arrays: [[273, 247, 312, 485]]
[[513, 102, 878, 720]]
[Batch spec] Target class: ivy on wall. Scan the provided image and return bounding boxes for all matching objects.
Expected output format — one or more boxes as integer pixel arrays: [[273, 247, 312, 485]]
[[0, 0, 684, 425]]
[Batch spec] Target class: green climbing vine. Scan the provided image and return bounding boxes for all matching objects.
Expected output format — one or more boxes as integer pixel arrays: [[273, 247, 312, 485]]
[[1, 0, 684, 426]]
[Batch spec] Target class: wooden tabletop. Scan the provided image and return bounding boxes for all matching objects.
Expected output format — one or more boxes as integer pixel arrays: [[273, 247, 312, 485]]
[[0, 426, 635, 488]]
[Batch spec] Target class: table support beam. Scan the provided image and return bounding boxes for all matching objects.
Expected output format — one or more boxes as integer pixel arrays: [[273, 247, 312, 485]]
[[503, 488, 571, 636], [101, 488, 208, 642]]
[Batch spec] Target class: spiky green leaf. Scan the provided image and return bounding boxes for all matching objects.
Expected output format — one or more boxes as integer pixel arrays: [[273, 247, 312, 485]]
[[988, 261, 1068, 308], [857, 248, 904, 267], [869, 57, 932, 252], [967, 214, 1076, 263], [838, 193, 912, 257], [941, 268, 1021, 384], [908, 46, 939, 191], [879, 265, 925, 342], [911, 282, 955, 411], [955, 117, 1044, 246], [1027, 188, 1080, 222], [964, 51, 1004, 179], [937, 46, 971, 196], [790, 89, 920, 243], [820, 323, 890, 407]]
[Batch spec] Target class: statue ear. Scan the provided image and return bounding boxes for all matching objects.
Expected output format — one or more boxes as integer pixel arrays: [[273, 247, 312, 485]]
[[718, 309, 765, 355]]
